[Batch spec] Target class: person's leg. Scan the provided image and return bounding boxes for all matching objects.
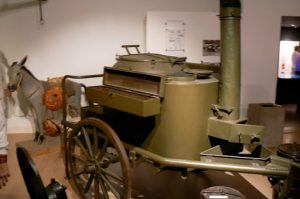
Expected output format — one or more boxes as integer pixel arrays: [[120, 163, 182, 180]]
[[0, 154, 9, 188], [0, 104, 9, 189]]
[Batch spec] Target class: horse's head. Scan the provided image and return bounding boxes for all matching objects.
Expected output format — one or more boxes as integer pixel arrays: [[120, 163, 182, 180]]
[[7, 56, 27, 92]]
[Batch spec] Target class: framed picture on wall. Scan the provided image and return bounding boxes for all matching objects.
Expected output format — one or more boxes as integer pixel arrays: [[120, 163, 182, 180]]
[[203, 40, 220, 56]]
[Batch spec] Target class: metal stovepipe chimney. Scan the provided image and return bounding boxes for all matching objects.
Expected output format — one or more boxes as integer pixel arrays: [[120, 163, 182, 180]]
[[219, 0, 241, 120]]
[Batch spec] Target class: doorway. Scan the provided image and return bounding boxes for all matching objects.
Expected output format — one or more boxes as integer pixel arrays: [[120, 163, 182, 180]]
[[276, 16, 300, 114]]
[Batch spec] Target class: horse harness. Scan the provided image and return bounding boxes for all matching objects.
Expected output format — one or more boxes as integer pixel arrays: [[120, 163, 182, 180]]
[[24, 81, 41, 99]]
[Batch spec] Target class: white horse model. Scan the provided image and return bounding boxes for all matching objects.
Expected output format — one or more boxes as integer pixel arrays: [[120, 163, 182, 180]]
[[6, 56, 82, 144]]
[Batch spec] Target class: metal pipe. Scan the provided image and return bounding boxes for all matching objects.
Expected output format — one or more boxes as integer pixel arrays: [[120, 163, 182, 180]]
[[0, 1, 46, 13], [219, 0, 241, 120], [128, 145, 290, 177]]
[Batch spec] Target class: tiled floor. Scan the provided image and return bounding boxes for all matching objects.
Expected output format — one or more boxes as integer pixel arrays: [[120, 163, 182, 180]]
[[0, 104, 299, 199]]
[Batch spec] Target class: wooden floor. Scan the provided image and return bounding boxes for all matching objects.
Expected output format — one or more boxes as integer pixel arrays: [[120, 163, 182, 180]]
[[0, 104, 299, 199]]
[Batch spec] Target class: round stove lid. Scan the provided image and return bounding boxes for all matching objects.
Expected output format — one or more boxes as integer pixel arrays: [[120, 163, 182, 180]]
[[167, 71, 196, 81], [117, 53, 186, 63], [184, 68, 213, 78], [277, 143, 300, 162]]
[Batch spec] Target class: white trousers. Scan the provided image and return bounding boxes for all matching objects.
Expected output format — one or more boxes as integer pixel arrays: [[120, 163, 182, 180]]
[[0, 101, 8, 155]]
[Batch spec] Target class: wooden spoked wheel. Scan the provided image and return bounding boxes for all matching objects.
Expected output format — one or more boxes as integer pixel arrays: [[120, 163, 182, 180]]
[[67, 118, 131, 199]]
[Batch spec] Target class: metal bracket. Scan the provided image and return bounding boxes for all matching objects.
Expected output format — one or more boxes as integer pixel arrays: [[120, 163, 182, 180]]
[[211, 104, 234, 119], [38, 0, 45, 25]]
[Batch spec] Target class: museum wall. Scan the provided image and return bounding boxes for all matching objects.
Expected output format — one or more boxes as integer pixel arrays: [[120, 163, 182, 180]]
[[146, 11, 220, 63], [0, 0, 300, 133], [240, 0, 300, 115]]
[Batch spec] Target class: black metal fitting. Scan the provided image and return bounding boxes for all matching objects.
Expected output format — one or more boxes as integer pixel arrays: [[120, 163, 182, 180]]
[[220, 0, 241, 8]]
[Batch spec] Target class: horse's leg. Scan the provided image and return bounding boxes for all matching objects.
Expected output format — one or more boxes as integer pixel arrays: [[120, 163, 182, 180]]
[[67, 96, 81, 117], [31, 90, 46, 144], [67, 83, 82, 117], [34, 105, 46, 144], [32, 108, 41, 143], [51, 109, 62, 129]]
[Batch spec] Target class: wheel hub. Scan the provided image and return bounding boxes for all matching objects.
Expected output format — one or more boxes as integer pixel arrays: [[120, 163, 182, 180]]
[[85, 158, 102, 173]]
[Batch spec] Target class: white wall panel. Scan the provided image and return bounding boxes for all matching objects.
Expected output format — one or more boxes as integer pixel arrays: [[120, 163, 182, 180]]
[[146, 11, 220, 63]]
